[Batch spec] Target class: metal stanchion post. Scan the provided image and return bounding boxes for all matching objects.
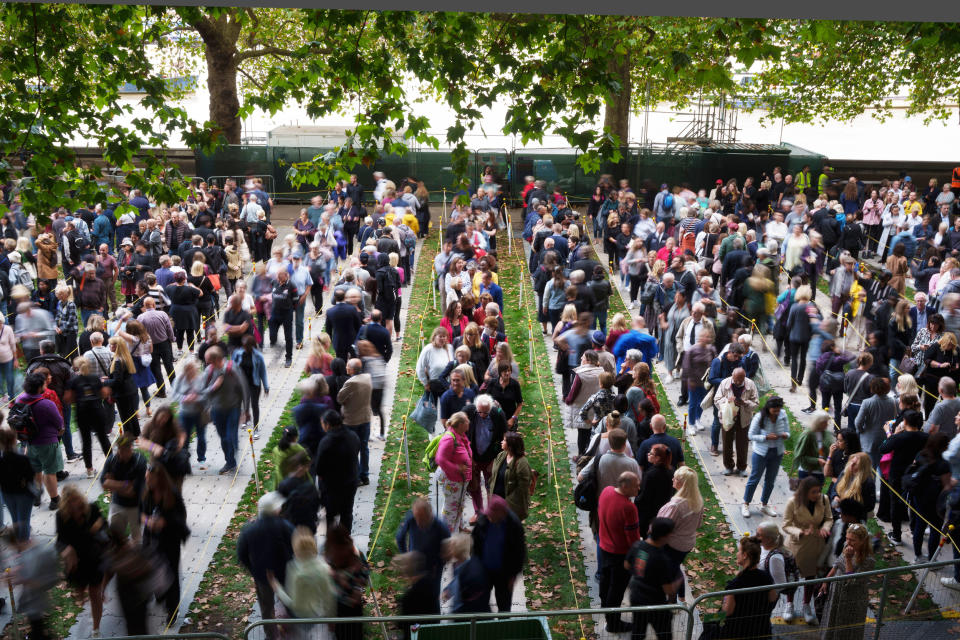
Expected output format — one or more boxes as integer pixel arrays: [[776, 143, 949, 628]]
[[402, 416, 411, 490], [546, 411, 554, 482], [6, 568, 20, 640], [248, 429, 260, 493], [507, 210, 513, 255], [874, 573, 890, 640], [442, 188, 447, 225], [904, 522, 953, 614], [528, 322, 535, 372]]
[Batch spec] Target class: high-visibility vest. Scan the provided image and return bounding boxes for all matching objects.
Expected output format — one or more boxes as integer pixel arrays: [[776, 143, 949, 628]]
[[818, 173, 829, 192], [952, 167, 960, 189], [795, 171, 812, 190]]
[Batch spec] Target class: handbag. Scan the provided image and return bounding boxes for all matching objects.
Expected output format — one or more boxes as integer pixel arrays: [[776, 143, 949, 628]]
[[879, 451, 894, 479], [206, 274, 222, 291], [409, 391, 438, 432], [898, 354, 917, 375]]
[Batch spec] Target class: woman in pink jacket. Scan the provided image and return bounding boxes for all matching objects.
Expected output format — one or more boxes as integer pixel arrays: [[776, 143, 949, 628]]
[[435, 411, 473, 532]]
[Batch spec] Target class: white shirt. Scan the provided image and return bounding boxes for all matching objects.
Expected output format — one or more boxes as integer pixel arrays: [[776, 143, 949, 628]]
[[765, 220, 788, 245]]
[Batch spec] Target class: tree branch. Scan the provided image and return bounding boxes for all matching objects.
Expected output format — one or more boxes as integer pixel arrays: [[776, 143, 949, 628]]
[[237, 67, 264, 90], [234, 45, 298, 62]]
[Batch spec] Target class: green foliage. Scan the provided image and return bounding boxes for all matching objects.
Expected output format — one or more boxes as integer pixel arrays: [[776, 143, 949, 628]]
[[0, 3, 217, 221]]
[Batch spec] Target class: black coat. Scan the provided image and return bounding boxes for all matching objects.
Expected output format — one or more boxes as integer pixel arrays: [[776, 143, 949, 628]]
[[236, 515, 294, 584], [464, 404, 508, 465], [324, 302, 363, 359], [471, 509, 526, 576], [311, 427, 361, 493]]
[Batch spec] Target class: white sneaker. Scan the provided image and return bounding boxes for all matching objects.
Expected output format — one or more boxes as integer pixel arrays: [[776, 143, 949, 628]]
[[663, 373, 674, 384], [941, 577, 960, 591], [782, 606, 795, 623], [760, 504, 779, 518], [687, 427, 698, 438], [803, 602, 817, 625], [741, 503, 751, 518]]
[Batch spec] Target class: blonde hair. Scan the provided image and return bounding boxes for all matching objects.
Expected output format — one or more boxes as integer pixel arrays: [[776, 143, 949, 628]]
[[55, 284, 73, 301], [191, 260, 206, 277], [610, 313, 629, 334], [109, 336, 136, 375], [939, 332, 958, 351], [794, 285, 813, 303], [430, 326, 448, 348], [443, 533, 472, 562], [292, 526, 318, 559], [896, 374, 919, 398], [73, 356, 90, 376], [389, 252, 399, 268], [455, 363, 477, 388], [672, 466, 704, 512], [835, 452, 872, 503], [560, 304, 578, 325]]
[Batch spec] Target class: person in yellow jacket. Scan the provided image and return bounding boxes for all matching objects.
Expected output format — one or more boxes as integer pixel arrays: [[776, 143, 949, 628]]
[[401, 209, 420, 235], [795, 165, 813, 192]]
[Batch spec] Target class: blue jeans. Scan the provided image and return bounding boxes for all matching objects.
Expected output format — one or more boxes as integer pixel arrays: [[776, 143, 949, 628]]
[[212, 407, 240, 470], [688, 386, 707, 427], [295, 300, 306, 344], [744, 449, 783, 505], [181, 412, 207, 462], [348, 422, 370, 481], [0, 359, 14, 398], [889, 358, 900, 387], [593, 309, 608, 334], [1, 491, 33, 540], [80, 308, 97, 327]]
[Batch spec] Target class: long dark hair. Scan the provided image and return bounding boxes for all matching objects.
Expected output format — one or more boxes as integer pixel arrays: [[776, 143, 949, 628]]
[[278, 425, 298, 452], [145, 463, 178, 510], [504, 432, 525, 458]]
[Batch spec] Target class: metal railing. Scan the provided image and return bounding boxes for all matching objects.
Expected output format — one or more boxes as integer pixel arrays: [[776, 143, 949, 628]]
[[240, 558, 958, 640]]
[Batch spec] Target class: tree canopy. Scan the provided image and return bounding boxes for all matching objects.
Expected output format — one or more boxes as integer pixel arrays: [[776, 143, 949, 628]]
[[2, 6, 958, 218]]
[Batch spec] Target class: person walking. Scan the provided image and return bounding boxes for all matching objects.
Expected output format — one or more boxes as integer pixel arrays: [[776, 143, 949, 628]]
[[65, 357, 111, 478], [17, 372, 65, 509], [141, 463, 190, 624], [200, 345, 250, 475], [716, 367, 760, 476], [625, 517, 683, 640], [232, 335, 269, 435], [395, 498, 451, 614], [311, 410, 361, 532], [471, 494, 526, 613], [269, 268, 298, 368], [0, 426, 36, 540], [237, 492, 295, 640], [742, 396, 791, 519]]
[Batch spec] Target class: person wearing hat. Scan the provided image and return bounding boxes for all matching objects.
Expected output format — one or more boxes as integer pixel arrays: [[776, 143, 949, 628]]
[[742, 396, 790, 519], [100, 433, 147, 544], [590, 330, 616, 373]]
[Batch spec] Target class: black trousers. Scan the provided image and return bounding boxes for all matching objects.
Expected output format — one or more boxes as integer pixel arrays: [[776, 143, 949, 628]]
[[325, 483, 357, 533], [489, 570, 516, 613], [268, 309, 294, 359], [631, 609, 672, 640], [149, 339, 176, 395], [115, 393, 140, 437], [371, 387, 385, 435], [599, 549, 630, 626], [310, 283, 324, 316], [76, 402, 111, 469]]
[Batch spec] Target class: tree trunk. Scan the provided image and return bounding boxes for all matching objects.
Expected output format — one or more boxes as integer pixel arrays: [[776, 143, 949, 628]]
[[190, 13, 243, 144], [206, 42, 241, 144], [603, 53, 632, 146]]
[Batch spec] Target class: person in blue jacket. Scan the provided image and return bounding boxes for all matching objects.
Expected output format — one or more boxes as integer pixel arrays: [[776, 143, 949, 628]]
[[612, 316, 659, 372], [232, 335, 269, 433]]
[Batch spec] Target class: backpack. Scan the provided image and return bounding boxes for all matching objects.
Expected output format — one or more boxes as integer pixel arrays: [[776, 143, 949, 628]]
[[422, 431, 453, 471], [398, 224, 416, 251], [640, 280, 658, 305], [574, 452, 606, 511], [663, 193, 674, 210], [8, 398, 41, 443], [763, 547, 800, 584], [902, 455, 935, 496]]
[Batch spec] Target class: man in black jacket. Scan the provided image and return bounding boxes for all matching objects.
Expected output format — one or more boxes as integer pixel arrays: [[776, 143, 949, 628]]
[[356, 310, 393, 362], [471, 495, 526, 613], [237, 492, 294, 640], [345, 173, 364, 206], [311, 410, 361, 532], [464, 396, 508, 522], [325, 290, 363, 361], [269, 269, 298, 367]]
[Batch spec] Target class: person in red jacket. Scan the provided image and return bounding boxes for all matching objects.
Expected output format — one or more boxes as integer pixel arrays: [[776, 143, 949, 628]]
[[597, 471, 641, 633]]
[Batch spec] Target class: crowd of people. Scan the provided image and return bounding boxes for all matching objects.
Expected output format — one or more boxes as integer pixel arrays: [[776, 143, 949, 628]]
[[0, 172, 440, 638], [524, 169, 960, 636], [4, 163, 960, 639]]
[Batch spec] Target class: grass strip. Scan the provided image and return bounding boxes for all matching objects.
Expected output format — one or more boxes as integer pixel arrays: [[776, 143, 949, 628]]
[[365, 232, 441, 606], [178, 388, 302, 638], [499, 239, 592, 636]]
